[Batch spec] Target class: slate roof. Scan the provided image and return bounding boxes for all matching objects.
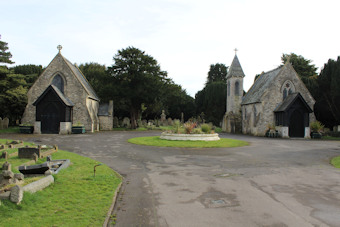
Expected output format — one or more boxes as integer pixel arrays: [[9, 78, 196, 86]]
[[274, 92, 312, 113], [33, 85, 74, 107], [241, 65, 283, 105], [61, 54, 100, 101], [226, 54, 245, 79]]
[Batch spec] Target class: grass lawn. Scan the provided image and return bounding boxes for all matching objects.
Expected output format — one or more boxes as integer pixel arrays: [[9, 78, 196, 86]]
[[321, 136, 340, 141], [128, 136, 248, 148], [331, 156, 340, 168], [0, 148, 122, 226], [0, 127, 19, 134]]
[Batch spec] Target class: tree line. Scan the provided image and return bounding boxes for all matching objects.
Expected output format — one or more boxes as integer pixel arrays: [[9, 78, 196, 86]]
[[1, 36, 339, 129]]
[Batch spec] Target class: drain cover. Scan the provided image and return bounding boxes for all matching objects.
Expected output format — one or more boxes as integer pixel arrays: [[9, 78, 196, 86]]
[[211, 199, 226, 205]]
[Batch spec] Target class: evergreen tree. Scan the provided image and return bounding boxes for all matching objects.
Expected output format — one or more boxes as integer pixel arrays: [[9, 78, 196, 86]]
[[0, 35, 14, 64], [206, 63, 228, 84], [314, 57, 340, 128], [196, 63, 228, 126], [108, 47, 169, 129]]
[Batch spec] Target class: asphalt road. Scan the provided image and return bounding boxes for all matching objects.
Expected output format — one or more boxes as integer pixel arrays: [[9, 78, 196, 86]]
[[3, 131, 340, 227]]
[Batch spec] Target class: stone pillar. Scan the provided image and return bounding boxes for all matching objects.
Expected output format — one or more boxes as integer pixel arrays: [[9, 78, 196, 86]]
[[304, 127, 311, 139], [60, 122, 72, 134], [34, 121, 41, 134], [280, 126, 289, 138]]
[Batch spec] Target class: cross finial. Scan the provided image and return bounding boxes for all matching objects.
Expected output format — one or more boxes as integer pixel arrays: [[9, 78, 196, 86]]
[[57, 45, 62, 53], [234, 48, 238, 55]]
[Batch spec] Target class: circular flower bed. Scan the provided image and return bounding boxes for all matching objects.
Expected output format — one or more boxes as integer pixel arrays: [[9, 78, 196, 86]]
[[160, 132, 220, 141]]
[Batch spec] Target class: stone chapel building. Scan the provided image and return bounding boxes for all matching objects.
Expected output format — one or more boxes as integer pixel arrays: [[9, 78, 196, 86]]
[[22, 46, 113, 134], [222, 53, 315, 138]]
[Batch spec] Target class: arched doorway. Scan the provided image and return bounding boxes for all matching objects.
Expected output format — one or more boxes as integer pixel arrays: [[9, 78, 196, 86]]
[[41, 102, 60, 134], [289, 109, 304, 137]]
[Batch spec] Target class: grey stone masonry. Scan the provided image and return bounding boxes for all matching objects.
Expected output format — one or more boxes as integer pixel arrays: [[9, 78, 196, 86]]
[[18, 147, 41, 159], [21, 51, 100, 133]]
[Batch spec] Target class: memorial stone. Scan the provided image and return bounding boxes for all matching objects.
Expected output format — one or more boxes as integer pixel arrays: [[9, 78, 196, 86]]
[[3, 117, 9, 129]]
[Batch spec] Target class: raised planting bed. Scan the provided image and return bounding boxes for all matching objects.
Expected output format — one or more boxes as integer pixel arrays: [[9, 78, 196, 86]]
[[19, 126, 34, 134], [72, 126, 85, 134], [160, 132, 220, 141]]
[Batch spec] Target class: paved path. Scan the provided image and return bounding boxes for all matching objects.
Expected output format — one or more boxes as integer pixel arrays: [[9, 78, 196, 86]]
[[3, 132, 340, 226]]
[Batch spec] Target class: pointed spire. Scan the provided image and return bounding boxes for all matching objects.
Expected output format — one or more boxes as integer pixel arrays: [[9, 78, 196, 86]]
[[226, 52, 245, 79]]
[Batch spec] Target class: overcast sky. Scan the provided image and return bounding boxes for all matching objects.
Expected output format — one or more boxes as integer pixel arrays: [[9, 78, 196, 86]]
[[2, 0, 340, 97]]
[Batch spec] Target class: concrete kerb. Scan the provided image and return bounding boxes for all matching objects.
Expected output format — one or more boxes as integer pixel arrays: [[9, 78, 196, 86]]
[[103, 172, 124, 227], [23, 175, 54, 193]]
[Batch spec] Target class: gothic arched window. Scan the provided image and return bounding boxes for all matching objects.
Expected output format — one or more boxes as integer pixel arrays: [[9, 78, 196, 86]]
[[235, 81, 240, 96], [283, 88, 288, 100], [281, 80, 295, 100], [52, 74, 64, 93]]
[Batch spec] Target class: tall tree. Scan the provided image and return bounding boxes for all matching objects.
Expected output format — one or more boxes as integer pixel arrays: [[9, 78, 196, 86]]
[[161, 82, 195, 120], [206, 63, 228, 84], [314, 57, 340, 127], [0, 36, 14, 64], [195, 82, 227, 125], [11, 64, 43, 86], [196, 64, 228, 126], [108, 47, 168, 128], [78, 63, 109, 101]]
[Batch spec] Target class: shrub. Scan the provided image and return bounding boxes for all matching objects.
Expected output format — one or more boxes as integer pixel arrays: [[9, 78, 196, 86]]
[[183, 122, 197, 134], [310, 121, 324, 133], [192, 128, 202, 134], [200, 124, 212, 133]]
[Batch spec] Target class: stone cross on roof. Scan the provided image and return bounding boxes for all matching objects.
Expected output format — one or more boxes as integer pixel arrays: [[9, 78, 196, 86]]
[[234, 48, 238, 55], [57, 45, 62, 53]]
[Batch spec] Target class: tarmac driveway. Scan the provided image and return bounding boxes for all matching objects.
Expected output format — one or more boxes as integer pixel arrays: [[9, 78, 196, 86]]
[[3, 131, 340, 226]]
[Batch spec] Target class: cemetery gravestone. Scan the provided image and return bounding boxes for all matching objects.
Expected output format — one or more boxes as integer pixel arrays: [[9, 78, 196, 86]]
[[122, 117, 131, 128], [0, 118, 2, 130], [3, 117, 9, 129]]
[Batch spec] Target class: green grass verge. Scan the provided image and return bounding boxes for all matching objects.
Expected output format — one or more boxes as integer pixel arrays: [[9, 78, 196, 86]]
[[128, 136, 248, 148], [331, 156, 340, 168], [0, 149, 122, 226], [0, 127, 19, 134], [321, 136, 340, 141]]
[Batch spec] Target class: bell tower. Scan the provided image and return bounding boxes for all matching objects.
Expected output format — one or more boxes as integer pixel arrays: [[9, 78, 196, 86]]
[[226, 49, 245, 114], [222, 49, 245, 133]]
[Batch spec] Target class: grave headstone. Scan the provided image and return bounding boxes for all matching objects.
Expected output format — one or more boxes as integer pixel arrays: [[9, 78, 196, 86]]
[[142, 120, 147, 127], [167, 118, 173, 126], [14, 173, 24, 181], [160, 110, 166, 126], [3, 117, 9, 129], [122, 117, 131, 128], [32, 153, 39, 162], [18, 147, 41, 159], [181, 112, 184, 124], [2, 170, 14, 179], [1, 151, 8, 160], [0, 118, 3, 130], [10, 185, 23, 204], [2, 161, 11, 171]]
